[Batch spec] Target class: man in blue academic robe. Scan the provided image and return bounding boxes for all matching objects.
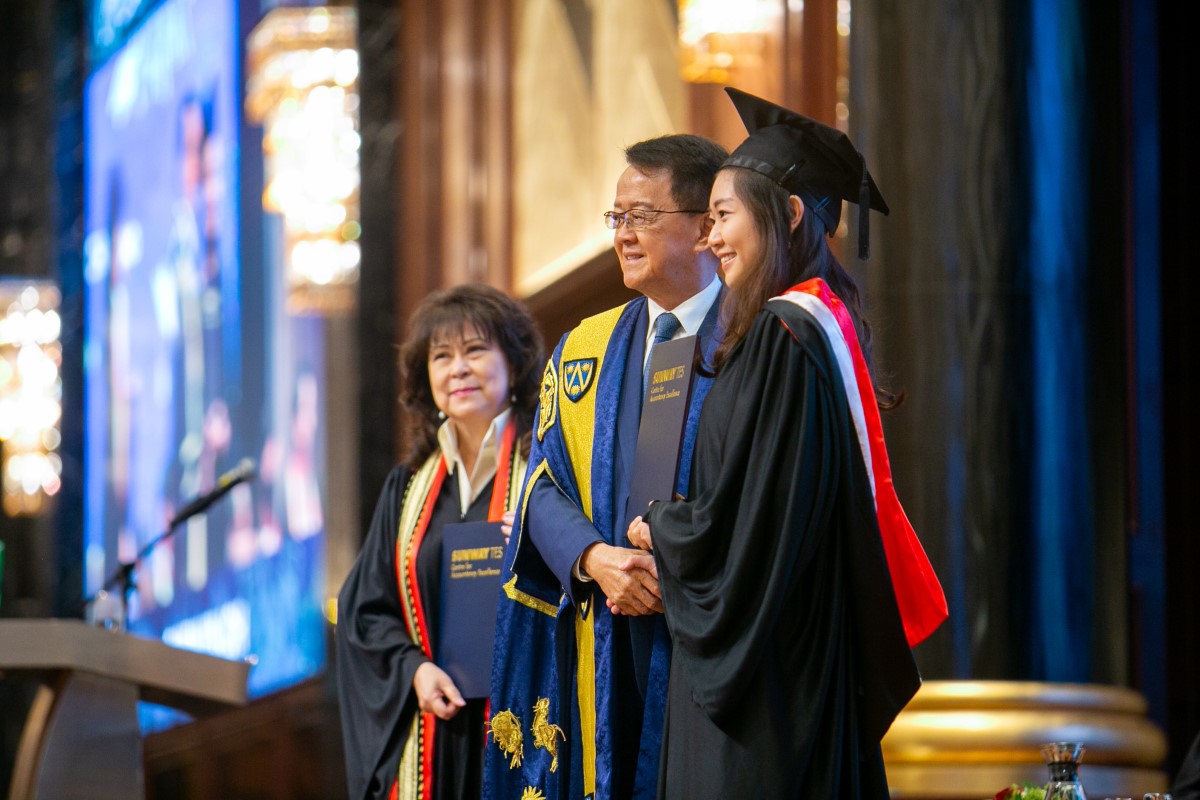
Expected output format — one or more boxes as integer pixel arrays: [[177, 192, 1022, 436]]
[[486, 134, 728, 800]]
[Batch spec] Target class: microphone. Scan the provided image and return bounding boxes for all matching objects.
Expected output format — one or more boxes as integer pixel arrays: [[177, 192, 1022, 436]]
[[85, 458, 258, 620], [169, 458, 257, 528]]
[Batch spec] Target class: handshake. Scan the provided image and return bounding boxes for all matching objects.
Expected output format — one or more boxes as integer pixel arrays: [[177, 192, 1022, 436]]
[[582, 514, 658, 617]]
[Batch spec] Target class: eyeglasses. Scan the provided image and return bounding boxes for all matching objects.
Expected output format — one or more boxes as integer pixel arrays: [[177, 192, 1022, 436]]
[[603, 208, 708, 231]]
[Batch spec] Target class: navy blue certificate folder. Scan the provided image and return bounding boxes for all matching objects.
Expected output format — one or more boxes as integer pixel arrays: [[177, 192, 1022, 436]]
[[626, 334, 700, 530], [438, 521, 506, 699]]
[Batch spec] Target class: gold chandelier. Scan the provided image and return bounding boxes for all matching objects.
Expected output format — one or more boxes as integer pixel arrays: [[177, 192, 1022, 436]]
[[677, 0, 780, 84], [246, 6, 360, 315], [0, 281, 63, 516]]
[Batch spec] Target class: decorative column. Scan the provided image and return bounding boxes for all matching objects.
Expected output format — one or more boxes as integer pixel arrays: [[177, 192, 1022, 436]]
[[853, 0, 1133, 689], [852, 0, 1024, 678]]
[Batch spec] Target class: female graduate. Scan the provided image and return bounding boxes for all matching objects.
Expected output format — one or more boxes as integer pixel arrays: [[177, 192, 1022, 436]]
[[337, 285, 544, 800], [627, 89, 948, 799]]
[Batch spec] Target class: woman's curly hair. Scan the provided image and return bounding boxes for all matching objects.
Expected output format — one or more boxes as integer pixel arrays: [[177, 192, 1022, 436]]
[[397, 284, 545, 468]]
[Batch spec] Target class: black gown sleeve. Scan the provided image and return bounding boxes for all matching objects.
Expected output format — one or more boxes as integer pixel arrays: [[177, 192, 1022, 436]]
[[1174, 730, 1200, 800], [337, 466, 433, 800], [646, 306, 916, 736], [646, 311, 838, 723]]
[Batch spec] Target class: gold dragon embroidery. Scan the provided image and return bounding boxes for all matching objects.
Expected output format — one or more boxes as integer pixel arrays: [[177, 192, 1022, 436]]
[[531, 697, 566, 773]]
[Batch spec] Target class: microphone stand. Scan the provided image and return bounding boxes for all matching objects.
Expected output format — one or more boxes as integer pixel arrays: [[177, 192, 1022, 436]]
[[83, 459, 256, 630], [84, 520, 179, 631]]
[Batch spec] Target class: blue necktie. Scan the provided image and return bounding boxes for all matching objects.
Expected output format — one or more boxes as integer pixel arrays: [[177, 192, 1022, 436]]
[[643, 312, 681, 396]]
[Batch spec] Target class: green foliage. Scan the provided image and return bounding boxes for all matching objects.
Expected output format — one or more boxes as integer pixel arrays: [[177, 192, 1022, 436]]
[[1006, 783, 1047, 800]]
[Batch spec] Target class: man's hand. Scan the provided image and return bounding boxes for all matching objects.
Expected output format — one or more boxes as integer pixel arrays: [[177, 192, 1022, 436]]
[[580, 542, 662, 616], [626, 515, 653, 551], [413, 662, 467, 720]]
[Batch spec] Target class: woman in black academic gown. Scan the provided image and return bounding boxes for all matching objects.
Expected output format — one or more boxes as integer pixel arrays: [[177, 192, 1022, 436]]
[[626, 89, 948, 799], [337, 285, 543, 800]]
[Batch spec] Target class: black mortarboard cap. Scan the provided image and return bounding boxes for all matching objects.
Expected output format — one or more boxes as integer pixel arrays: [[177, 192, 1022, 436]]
[[722, 87, 888, 260]]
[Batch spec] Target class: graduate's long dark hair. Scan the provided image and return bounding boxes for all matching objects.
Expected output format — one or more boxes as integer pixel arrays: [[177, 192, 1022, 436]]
[[715, 167, 898, 408], [398, 285, 544, 468]]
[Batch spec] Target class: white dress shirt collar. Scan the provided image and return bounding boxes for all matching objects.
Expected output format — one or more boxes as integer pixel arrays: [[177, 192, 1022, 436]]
[[644, 275, 722, 363], [436, 407, 512, 516]]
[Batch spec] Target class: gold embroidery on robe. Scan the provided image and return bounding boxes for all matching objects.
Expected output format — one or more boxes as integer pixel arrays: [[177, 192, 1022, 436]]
[[531, 697, 565, 773], [488, 709, 524, 768], [537, 361, 557, 442]]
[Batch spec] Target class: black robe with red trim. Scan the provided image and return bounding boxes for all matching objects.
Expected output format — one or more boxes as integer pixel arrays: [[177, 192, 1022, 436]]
[[337, 465, 491, 800], [645, 297, 924, 799]]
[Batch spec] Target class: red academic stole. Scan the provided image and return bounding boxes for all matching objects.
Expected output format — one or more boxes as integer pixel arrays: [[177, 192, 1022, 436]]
[[390, 421, 518, 800], [778, 278, 948, 646]]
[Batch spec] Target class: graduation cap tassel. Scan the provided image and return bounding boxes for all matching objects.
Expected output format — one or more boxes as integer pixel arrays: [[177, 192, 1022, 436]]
[[858, 164, 871, 260]]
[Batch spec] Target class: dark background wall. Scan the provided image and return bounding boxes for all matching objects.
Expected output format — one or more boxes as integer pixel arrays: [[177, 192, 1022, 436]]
[[854, 0, 1135, 684], [853, 0, 1196, 773], [0, 0, 84, 790], [1158, 0, 1200, 773], [853, 0, 1026, 682]]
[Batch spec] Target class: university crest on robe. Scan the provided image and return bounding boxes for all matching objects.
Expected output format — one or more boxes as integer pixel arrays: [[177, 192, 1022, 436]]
[[537, 360, 557, 442], [562, 358, 596, 402]]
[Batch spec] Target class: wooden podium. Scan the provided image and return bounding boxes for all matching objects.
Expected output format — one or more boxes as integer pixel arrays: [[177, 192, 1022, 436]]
[[0, 619, 249, 800]]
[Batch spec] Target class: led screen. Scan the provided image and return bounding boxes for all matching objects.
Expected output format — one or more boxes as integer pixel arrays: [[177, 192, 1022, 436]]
[[83, 0, 327, 723]]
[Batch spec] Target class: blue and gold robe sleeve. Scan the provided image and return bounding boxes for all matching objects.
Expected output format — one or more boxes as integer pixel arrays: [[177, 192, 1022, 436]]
[[485, 302, 640, 800]]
